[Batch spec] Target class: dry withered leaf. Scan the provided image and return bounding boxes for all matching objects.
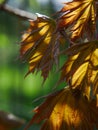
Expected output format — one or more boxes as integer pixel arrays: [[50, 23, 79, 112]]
[[58, 0, 96, 41], [60, 41, 98, 99], [20, 13, 64, 81], [25, 87, 98, 130]]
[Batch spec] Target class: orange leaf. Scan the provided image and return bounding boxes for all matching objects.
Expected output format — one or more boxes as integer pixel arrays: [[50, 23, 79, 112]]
[[60, 41, 98, 99], [20, 13, 64, 81], [25, 87, 98, 130], [58, 0, 96, 41]]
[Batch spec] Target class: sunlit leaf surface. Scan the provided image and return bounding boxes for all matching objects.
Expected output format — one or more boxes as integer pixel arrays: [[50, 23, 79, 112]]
[[20, 13, 63, 81], [60, 41, 98, 98], [19, 1, 98, 130], [25, 87, 98, 130], [58, 0, 96, 41]]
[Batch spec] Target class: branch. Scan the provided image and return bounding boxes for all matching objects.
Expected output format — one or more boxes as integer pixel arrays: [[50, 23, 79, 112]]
[[0, 3, 37, 20]]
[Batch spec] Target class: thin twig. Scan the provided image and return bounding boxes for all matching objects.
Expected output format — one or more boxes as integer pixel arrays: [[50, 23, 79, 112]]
[[0, 3, 37, 20]]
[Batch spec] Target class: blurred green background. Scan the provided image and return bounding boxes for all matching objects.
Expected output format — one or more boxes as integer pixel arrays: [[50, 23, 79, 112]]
[[0, 0, 66, 129]]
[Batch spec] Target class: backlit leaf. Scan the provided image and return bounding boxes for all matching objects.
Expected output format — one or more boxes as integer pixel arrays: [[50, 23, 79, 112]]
[[20, 13, 64, 81], [60, 41, 98, 98], [58, 0, 96, 41], [25, 87, 98, 130]]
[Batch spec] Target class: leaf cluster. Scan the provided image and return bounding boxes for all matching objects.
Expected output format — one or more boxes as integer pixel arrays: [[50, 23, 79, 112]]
[[19, 0, 98, 130]]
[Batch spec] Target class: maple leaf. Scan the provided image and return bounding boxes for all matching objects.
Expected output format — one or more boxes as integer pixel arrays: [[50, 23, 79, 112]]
[[60, 41, 98, 101], [20, 13, 64, 81], [25, 87, 98, 130], [58, 0, 96, 41]]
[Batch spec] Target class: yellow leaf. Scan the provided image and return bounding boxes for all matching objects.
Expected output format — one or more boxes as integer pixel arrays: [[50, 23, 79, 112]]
[[25, 87, 98, 130], [20, 13, 64, 81], [60, 41, 98, 99], [58, 0, 96, 41]]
